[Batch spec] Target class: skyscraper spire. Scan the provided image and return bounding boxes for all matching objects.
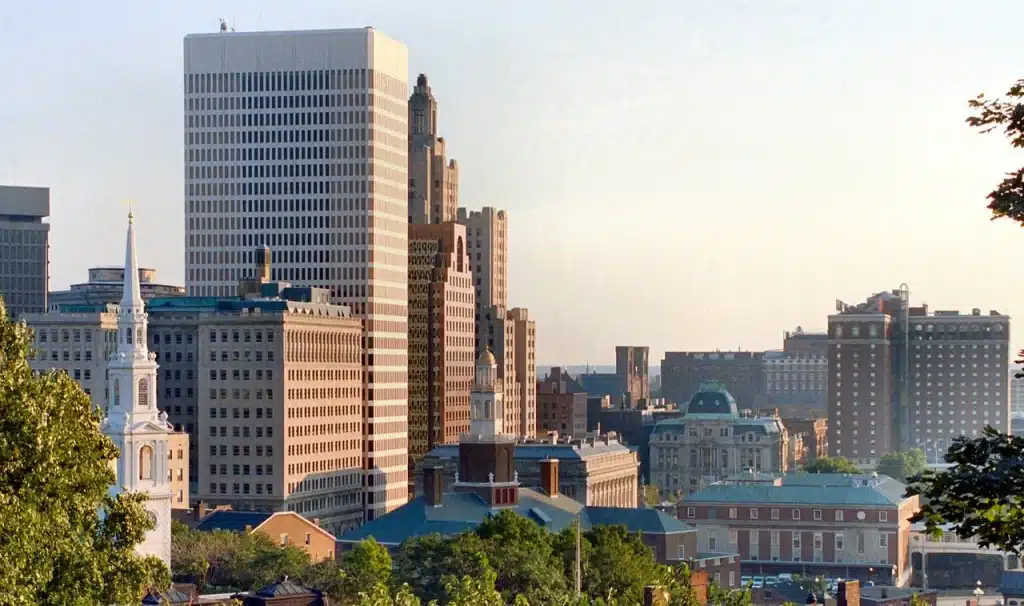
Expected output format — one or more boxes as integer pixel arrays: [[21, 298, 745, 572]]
[[121, 210, 143, 310]]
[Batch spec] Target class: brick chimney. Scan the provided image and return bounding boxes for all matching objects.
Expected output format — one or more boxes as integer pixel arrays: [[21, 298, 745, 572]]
[[423, 465, 444, 507], [836, 580, 860, 606], [540, 459, 559, 497]]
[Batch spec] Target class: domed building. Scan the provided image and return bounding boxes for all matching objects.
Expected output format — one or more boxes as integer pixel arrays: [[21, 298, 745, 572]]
[[649, 381, 789, 497]]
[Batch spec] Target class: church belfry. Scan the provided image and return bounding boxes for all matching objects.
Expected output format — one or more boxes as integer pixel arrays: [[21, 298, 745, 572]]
[[101, 211, 174, 566]]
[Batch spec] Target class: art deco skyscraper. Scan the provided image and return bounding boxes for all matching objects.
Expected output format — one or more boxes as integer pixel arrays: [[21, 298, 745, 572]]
[[183, 27, 410, 520], [408, 74, 459, 225]]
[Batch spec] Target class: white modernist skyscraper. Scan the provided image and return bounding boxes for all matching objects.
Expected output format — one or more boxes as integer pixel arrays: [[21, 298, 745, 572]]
[[183, 28, 410, 520], [102, 211, 174, 566]]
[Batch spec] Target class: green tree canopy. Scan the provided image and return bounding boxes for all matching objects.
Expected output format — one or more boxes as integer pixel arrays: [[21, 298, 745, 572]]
[[906, 427, 1024, 555], [876, 449, 926, 483], [801, 456, 860, 474], [643, 485, 663, 506], [0, 300, 169, 604]]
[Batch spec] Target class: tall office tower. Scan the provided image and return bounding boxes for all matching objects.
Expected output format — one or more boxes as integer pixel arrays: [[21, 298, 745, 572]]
[[615, 346, 650, 406], [183, 27, 410, 520], [458, 207, 508, 356], [509, 307, 537, 437], [407, 222, 475, 475], [408, 74, 459, 225], [829, 289, 1011, 464], [0, 185, 49, 318]]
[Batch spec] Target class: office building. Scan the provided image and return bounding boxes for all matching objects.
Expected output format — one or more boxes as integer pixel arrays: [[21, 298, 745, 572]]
[[1012, 367, 1024, 417], [661, 352, 766, 409], [763, 349, 827, 413], [49, 266, 184, 310], [829, 289, 1010, 463], [408, 74, 458, 225], [183, 27, 411, 520], [616, 346, 651, 405], [0, 185, 49, 318], [510, 307, 537, 437], [684, 472, 920, 586], [783, 327, 828, 355], [649, 382, 789, 498], [458, 206, 507, 355], [407, 222, 475, 474]]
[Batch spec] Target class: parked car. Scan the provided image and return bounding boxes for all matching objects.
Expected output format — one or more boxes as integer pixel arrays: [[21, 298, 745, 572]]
[[740, 576, 753, 587], [778, 573, 793, 582], [765, 577, 780, 586], [752, 576, 765, 589]]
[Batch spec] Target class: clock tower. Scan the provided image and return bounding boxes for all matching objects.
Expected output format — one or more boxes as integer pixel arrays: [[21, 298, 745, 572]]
[[455, 348, 520, 506], [101, 211, 173, 567]]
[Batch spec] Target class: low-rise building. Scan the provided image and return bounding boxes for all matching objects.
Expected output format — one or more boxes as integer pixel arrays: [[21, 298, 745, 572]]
[[683, 472, 920, 586], [418, 432, 640, 508], [194, 510, 337, 563], [649, 382, 789, 498], [537, 367, 588, 437]]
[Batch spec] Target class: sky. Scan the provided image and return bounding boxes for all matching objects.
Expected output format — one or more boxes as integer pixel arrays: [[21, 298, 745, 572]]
[[2, 1, 1024, 366]]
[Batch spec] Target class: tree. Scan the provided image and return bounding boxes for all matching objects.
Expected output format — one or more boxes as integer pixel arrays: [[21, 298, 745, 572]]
[[0, 300, 169, 604], [905, 427, 1024, 555], [328, 538, 393, 604], [576, 524, 671, 605], [876, 449, 926, 483], [793, 574, 828, 597], [474, 510, 569, 604], [643, 485, 663, 506], [801, 456, 860, 474], [442, 566, 510, 606], [357, 583, 422, 606]]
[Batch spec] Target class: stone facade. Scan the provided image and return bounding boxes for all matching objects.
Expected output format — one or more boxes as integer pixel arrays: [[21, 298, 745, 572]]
[[649, 382, 789, 498], [408, 74, 459, 225]]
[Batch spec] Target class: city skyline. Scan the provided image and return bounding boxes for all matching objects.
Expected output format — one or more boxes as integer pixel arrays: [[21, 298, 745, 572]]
[[4, 1, 1024, 364]]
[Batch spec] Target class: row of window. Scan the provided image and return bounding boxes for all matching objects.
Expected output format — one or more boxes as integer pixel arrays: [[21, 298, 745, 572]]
[[209, 388, 274, 400], [687, 507, 889, 523], [209, 463, 274, 476], [209, 369, 274, 381], [208, 425, 275, 438], [209, 407, 275, 419], [209, 482, 273, 495], [209, 444, 274, 457]]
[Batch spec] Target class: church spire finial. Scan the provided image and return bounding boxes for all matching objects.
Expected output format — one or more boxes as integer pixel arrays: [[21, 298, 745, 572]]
[[121, 207, 143, 310]]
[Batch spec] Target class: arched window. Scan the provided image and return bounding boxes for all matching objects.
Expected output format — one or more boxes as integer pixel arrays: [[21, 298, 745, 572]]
[[125, 327, 133, 345], [483, 400, 491, 419], [113, 379, 120, 407], [139, 445, 153, 480], [138, 378, 149, 407]]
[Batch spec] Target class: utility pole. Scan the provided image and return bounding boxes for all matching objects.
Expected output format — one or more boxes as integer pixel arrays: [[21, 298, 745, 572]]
[[575, 515, 582, 598]]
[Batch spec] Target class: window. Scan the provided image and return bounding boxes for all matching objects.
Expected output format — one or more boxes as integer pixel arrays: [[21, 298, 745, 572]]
[[138, 445, 153, 480], [835, 510, 844, 522], [835, 533, 844, 551], [792, 533, 801, 549], [280, 533, 288, 546], [879, 534, 888, 548], [813, 533, 822, 550], [879, 511, 888, 522], [138, 378, 149, 407], [770, 508, 779, 520], [708, 536, 717, 551], [729, 508, 737, 519], [749, 508, 759, 520], [687, 507, 695, 518], [792, 509, 801, 520], [305, 533, 312, 545], [813, 509, 822, 521]]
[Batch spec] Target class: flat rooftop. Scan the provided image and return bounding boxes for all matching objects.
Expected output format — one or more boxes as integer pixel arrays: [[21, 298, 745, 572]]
[[0, 185, 49, 217]]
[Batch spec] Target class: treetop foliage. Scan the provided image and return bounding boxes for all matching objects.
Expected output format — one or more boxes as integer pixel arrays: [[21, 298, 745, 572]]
[[0, 298, 169, 605], [801, 456, 861, 474]]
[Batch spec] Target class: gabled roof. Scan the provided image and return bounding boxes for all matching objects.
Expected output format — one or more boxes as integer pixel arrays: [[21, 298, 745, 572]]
[[686, 473, 909, 507], [338, 489, 695, 547], [195, 511, 337, 541], [254, 578, 317, 597]]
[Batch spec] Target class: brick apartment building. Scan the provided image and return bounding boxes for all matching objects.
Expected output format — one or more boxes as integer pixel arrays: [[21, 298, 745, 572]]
[[661, 352, 765, 410]]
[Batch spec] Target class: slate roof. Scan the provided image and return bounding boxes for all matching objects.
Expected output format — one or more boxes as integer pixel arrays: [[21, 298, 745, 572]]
[[686, 473, 909, 506], [425, 440, 632, 462], [195, 510, 274, 532], [338, 487, 694, 546], [254, 578, 317, 597], [142, 588, 193, 605], [684, 382, 740, 418]]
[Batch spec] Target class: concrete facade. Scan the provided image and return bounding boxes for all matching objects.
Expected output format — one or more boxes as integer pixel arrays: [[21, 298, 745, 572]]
[[407, 74, 458, 225], [0, 185, 49, 318], [49, 267, 184, 310], [650, 382, 789, 498], [407, 222, 475, 479], [183, 27, 411, 520]]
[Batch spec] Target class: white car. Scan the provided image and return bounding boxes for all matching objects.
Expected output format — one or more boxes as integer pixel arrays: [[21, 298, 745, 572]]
[[752, 576, 765, 589], [740, 576, 753, 587], [778, 573, 793, 582]]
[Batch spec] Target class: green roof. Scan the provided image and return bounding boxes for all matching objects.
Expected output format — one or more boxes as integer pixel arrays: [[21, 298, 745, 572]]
[[686, 473, 909, 507]]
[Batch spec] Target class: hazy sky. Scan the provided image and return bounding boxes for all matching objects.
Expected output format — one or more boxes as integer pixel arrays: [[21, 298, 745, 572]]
[[2, 1, 1023, 365]]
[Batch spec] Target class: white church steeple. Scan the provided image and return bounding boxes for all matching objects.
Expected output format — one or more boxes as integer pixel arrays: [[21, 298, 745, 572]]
[[102, 210, 173, 567]]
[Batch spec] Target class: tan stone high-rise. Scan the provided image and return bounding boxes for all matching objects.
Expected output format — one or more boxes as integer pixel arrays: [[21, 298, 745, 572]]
[[509, 307, 537, 438], [481, 305, 520, 436], [458, 206, 508, 356], [196, 295, 365, 536], [408, 74, 459, 225], [407, 222, 475, 477]]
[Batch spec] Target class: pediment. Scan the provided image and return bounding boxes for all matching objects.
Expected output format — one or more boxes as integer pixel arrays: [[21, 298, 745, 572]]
[[121, 420, 172, 434]]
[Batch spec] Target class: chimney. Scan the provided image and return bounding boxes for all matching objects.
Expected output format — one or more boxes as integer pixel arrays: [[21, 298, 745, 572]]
[[540, 459, 560, 497], [548, 431, 559, 445], [837, 580, 860, 606], [423, 466, 444, 507], [193, 501, 209, 522], [312, 518, 321, 527]]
